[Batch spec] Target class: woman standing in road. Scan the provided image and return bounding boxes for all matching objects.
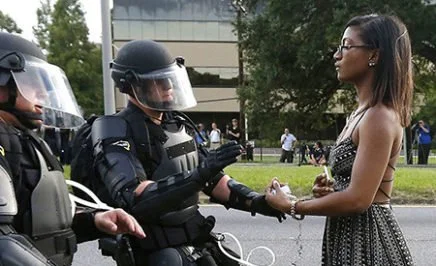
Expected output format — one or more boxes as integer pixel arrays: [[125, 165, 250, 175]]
[[266, 14, 414, 265]]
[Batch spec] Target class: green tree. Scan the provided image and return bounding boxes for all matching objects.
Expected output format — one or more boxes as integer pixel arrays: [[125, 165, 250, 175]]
[[34, 0, 103, 116], [238, 0, 436, 141], [0, 11, 22, 33], [33, 0, 52, 51], [413, 55, 436, 140]]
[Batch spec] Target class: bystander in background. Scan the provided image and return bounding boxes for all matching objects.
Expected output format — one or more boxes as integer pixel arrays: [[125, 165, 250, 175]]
[[194, 123, 209, 147], [209, 122, 222, 149], [309, 141, 327, 166], [226, 118, 241, 143], [412, 120, 432, 164], [279, 128, 297, 163], [298, 142, 310, 166]]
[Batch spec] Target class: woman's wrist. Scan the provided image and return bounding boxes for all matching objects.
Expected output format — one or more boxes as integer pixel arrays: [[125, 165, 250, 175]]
[[289, 199, 305, 220]]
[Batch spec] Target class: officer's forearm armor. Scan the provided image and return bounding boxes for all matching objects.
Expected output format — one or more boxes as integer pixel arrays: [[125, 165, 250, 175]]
[[131, 169, 206, 222], [212, 179, 285, 221], [211, 179, 260, 213]]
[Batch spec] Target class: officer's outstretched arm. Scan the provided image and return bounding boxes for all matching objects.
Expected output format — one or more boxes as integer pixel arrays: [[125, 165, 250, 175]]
[[203, 173, 286, 223], [92, 117, 241, 222], [0, 163, 55, 265], [131, 142, 241, 222]]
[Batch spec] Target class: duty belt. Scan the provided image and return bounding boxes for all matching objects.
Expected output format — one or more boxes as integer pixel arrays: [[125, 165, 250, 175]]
[[33, 228, 77, 265]]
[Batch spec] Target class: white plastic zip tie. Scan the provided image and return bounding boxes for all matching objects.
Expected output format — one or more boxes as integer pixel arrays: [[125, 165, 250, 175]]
[[65, 179, 114, 215], [217, 232, 275, 266]]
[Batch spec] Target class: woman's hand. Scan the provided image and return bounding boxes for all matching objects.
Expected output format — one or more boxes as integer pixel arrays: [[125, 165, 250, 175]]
[[265, 177, 292, 214], [312, 173, 334, 198], [94, 209, 146, 239]]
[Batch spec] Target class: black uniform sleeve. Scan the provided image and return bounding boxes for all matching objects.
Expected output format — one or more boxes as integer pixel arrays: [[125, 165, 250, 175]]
[[71, 211, 109, 243]]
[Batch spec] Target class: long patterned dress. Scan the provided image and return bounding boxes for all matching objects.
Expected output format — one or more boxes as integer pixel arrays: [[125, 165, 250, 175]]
[[321, 135, 414, 266]]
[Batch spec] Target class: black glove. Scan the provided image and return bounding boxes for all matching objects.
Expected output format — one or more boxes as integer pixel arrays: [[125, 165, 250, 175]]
[[197, 141, 242, 182], [250, 195, 287, 223]]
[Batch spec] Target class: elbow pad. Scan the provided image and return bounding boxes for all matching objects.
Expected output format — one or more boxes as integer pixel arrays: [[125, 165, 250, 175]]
[[94, 149, 142, 209], [92, 116, 145, 209], [130, 169, 204, 223]]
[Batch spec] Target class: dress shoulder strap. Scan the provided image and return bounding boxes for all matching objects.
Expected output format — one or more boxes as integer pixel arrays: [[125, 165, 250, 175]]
[[350, 109, 369, 135]]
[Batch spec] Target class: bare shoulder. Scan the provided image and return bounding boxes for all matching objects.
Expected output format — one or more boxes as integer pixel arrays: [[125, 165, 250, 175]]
[[361, 104, 401, 137]]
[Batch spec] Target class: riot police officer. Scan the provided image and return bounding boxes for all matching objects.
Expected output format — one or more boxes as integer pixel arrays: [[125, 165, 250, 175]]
[[89, 39, 285, 265], [0, 32, 145, 266]]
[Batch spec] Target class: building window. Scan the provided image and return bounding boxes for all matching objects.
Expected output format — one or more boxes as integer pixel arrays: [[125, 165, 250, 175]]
[[113, 20, 130, 39], [187, 67, 238, 87], [143, 21, 155, 39], [130, 21, 142, 39]]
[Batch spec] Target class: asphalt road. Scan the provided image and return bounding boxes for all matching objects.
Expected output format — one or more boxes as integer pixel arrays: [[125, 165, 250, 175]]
[[73, 205, 436, 266]]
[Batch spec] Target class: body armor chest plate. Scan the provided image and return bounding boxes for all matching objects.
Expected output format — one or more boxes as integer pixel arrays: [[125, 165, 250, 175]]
[[151, 123, 199, 181]]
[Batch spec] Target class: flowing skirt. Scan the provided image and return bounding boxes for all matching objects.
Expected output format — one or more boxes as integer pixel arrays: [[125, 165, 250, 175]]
[[322, 204, 414, 266]]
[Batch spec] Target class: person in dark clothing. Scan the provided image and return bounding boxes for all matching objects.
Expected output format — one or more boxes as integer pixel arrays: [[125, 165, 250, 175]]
[[309, 141, 327, 166], [0, 32, 144, 266], [90, 39, 285, 266], [226, 118, 241, 143], [194, 123, 208, 146], [412, 120, 432, 164], [298, 143, 310, 166]]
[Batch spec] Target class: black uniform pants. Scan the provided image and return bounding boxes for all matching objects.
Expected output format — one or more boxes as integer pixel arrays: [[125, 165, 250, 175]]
[[418, 143, 431, 164]]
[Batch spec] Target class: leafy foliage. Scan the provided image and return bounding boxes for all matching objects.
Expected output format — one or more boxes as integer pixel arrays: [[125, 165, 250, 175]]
[[33, 0, 103, 116], [237, 0, 436, 141], [0, 11, 22, 33]]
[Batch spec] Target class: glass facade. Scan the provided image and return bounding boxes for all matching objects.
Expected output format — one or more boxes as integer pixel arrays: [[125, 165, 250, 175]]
[[113, 0, 237, 41], [187, 67, 238, 87]]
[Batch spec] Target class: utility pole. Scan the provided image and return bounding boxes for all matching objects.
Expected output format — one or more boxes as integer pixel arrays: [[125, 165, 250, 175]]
[[101, 0, 115, 115], [232, 0, 247, 143]]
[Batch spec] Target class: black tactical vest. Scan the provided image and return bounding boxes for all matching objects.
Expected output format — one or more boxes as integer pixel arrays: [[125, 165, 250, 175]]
[[117, 105, 208, 250], [0, 123, 76, 266]]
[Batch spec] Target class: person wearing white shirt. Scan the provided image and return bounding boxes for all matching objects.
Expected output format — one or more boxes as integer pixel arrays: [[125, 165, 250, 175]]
[[209, 122, 222, 149], [280, 128, 297, 163]]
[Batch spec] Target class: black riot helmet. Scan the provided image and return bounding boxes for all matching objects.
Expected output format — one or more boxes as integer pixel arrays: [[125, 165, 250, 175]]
[[0, 32, 84, 129], [110, 40, 197, 111]]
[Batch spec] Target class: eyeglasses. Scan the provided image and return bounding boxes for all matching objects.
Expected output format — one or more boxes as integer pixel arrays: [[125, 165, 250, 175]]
[[336, 44, 371, 54]]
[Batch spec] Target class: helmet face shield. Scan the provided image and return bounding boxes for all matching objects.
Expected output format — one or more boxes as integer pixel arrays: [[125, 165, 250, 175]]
[[11, 59, 84, 128], [131, 64, 197, 111]]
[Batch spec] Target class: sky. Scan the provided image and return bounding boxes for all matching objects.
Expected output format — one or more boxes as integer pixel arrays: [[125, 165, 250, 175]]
[[1, 0, 107, 43]]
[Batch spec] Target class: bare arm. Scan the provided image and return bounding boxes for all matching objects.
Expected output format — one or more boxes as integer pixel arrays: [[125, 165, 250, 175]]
[[268, 107, 401, 216], [420, 125, 430, 133], [299, 108, 399, 215], [210, 174, 232, 201]]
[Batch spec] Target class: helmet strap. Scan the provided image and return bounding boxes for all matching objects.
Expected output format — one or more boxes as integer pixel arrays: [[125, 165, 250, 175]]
[[0, 77, 17, 109]]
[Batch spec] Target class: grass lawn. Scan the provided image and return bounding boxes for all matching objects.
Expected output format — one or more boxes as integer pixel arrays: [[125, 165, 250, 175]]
[[225, 164, 436, 204], [245, 155, 436, 164], [63, 163, 436, 204]]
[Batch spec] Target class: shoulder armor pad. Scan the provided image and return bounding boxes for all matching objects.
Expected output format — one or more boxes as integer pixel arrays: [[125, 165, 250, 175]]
[[91, 116, 129, 145]]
